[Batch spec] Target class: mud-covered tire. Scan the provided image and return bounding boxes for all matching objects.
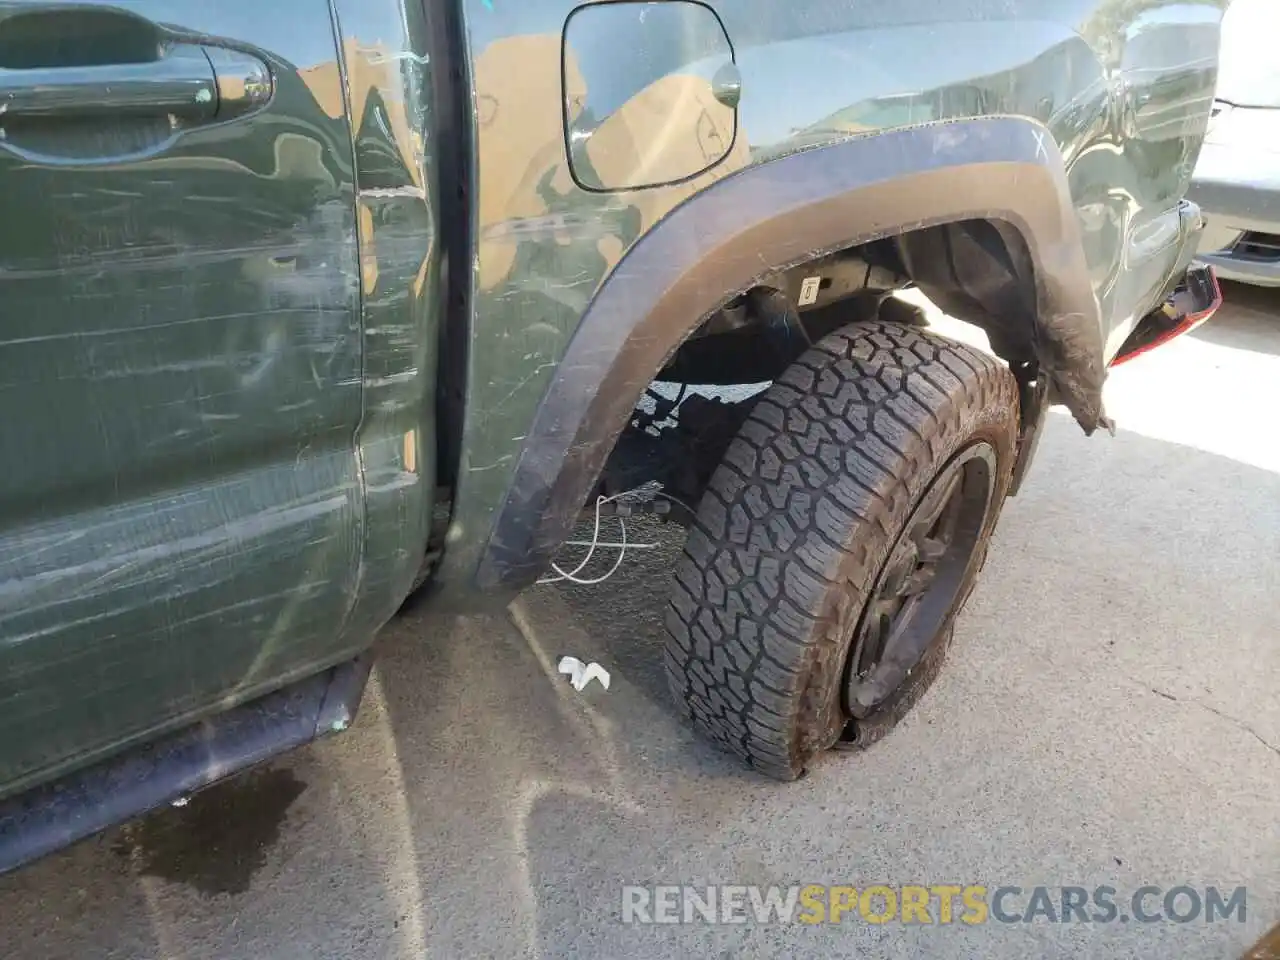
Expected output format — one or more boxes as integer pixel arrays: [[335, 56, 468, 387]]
[[664, 321, 1018, 780]]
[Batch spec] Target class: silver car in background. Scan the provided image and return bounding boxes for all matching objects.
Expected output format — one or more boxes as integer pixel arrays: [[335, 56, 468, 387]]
[[1190, 0, 1280, 286]]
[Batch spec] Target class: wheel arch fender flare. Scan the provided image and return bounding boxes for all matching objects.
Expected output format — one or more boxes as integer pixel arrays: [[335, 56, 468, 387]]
[[477, 116, 1104, 593]]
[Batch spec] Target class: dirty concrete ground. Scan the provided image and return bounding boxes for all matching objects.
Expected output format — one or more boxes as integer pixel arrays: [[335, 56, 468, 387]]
[[2, 284, 1278, 960]]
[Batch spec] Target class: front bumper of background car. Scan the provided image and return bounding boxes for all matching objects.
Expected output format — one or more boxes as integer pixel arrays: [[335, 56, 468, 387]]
[[1189, 103, 1280, 287]]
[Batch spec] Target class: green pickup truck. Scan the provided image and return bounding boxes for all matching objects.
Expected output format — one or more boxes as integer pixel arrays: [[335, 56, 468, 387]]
[[0, 0, 1226, 871]]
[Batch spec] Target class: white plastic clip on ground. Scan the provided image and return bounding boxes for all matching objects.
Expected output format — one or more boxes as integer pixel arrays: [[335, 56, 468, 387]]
[[557, 656, 611, 692]]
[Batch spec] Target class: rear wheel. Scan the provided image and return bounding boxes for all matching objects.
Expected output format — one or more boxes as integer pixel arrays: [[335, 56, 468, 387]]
[[664, 321, 1018, 780]]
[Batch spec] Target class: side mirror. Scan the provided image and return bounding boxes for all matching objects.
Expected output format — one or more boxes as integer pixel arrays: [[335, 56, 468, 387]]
[[562, 0, 739, 192]]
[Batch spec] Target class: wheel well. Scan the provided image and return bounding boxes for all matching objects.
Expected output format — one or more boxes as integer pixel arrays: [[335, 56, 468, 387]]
[[660, 219, 1041, 388], [596, 219, 1044, 519], [896, 218, 1041, 372]]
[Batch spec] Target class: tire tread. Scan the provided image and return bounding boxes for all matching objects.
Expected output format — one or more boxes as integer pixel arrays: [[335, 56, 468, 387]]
[[664, 321, 1018, 779]]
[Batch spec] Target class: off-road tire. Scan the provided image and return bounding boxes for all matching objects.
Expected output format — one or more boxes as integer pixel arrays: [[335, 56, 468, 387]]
[[664, 321, 1018, 780]]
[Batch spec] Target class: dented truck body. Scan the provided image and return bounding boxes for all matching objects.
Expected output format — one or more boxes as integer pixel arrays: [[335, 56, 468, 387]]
[[0, 0, 1226, 870]]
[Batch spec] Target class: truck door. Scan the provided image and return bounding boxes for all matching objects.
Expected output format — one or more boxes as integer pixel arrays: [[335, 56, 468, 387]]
[[0, 2, 407, 796]]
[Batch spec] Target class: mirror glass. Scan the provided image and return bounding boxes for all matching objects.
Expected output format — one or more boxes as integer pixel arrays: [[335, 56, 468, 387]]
[[563, 1, 737, 191]]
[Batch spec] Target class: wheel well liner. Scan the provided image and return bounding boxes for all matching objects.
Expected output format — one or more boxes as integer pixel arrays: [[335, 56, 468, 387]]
[[476, 116, 1104, 594]]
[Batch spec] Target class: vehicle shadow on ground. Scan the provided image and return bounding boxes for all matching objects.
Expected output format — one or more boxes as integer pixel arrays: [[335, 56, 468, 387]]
[[1, 413, 1278, 957]]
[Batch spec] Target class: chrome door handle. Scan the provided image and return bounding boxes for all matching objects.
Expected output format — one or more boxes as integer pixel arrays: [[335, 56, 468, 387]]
[[0, 43, 271, 123]]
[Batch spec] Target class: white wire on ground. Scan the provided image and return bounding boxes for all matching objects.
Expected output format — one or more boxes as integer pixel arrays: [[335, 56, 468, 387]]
[[547, 516, 633, 586], [541, 494, 609, 583], [536, 486, 666, 586]]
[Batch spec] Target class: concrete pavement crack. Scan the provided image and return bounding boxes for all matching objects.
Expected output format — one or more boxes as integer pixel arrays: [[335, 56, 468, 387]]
[[1135, 678, 1280, 761], [1191, 698, 1280, 761]]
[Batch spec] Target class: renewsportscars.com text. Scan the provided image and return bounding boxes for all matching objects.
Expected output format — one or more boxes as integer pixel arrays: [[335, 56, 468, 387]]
[[621, 884, 1247, 926]]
